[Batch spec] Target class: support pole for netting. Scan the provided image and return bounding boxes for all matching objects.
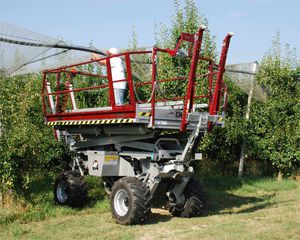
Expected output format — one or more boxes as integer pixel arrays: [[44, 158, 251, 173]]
[[238, 62, 258, 178]]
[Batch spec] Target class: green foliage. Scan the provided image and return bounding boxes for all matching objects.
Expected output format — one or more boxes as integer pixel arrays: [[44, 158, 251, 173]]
[[153, 0, 216, 103], [155, 0, 215, 54], [0, 74, 66, 194], [247, 33, 300, 176]]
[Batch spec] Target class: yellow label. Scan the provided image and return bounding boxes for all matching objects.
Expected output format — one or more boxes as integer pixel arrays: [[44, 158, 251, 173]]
[[104, 155, 119, 161]]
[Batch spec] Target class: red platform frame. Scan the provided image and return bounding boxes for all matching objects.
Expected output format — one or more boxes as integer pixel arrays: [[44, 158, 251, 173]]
[[42, 27, 232, 132]]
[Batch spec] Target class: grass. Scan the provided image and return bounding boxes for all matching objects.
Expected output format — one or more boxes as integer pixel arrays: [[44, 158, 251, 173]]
[[0, 176, 299, 240]]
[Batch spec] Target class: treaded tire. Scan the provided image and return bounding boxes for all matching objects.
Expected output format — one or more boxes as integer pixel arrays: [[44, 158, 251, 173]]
[[110, 177, 151, 225], [54, 171, 88, 208], [171, 178, 204, 218]]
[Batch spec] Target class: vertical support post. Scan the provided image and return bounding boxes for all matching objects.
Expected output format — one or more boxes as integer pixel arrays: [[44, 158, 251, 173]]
[[125, 53, 136, 109], [106, 57, 116, 108], [55, 72, 61, 112], [238, 62, 258, 178], [180, 26, 206, 132], [41, 72, 47, 116], [66, 81, 77, 110], [46, 81, 56, 114], [151, 48, 158, 128], [46, 79, 61, 140], [222, 85, 228, 114]]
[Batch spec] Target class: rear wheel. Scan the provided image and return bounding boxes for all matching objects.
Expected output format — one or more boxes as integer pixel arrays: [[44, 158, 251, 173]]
[[54, 171, 88, 208], [110, 177, 151, 225], [170, 178, 204, 218]]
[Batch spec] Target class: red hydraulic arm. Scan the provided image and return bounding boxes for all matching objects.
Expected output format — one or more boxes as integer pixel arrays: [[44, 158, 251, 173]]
[[208, 33, 233, 130], [180, 26, 206, 131]]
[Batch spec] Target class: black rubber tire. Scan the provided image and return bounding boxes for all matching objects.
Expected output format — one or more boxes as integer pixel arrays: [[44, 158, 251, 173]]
[[54, 171, 88, 208], [171, 178, 204, 218], [110, 177, 151, 225]]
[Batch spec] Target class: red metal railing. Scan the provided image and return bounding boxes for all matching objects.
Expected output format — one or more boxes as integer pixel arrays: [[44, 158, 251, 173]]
[[42, 27, 232, 131]]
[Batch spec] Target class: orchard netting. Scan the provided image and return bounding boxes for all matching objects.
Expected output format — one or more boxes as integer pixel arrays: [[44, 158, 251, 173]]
[[226, 62, 267, 102], [0, 20, 104, 76], [0, 20, 266, 101]]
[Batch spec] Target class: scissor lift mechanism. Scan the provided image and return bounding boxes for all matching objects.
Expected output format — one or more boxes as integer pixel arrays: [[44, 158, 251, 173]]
[[44, 26, 233, 224]]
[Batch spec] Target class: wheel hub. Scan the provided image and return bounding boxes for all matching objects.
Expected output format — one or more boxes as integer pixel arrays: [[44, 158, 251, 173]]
[[114, 189, 130, 217], [56, 181, 68, 203]]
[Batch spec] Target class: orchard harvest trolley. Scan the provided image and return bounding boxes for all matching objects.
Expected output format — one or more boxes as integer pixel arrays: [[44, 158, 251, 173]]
[[42, 26, 233, 224]]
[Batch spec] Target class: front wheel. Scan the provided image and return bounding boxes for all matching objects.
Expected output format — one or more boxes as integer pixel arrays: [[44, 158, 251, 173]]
[[54, 171, 88, 208], [110, 177, 151, 225], [170, 178, 204, 218]]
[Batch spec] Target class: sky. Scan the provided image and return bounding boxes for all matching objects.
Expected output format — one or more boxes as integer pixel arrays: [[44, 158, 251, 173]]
[[0, 0, 299, 64]]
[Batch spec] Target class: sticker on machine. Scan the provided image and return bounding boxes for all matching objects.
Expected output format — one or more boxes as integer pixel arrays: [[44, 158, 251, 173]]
[[104, 155, 119, 165], [92, 160, 99, 170]]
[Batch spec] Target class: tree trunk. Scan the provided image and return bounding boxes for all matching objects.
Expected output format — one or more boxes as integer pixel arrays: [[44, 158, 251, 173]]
[[1, 189, 14, 207], [238, 141, 246, 178], [237, 62, 258, 178], [277, 170, 283, 180], [0, 189, 3, 206]]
